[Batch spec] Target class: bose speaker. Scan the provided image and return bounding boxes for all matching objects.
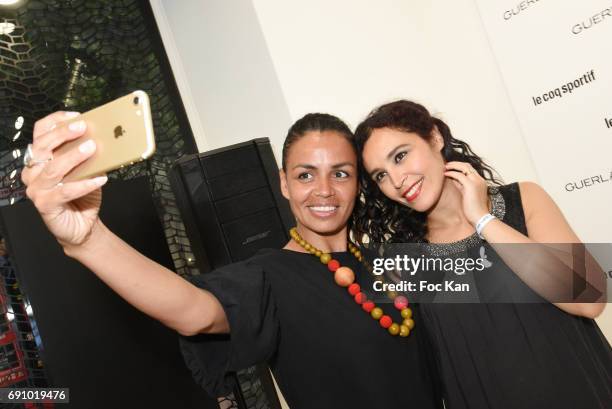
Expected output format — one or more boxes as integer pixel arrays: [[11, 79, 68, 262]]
[[169, 138, 294, 273], [169, 138, 294, 409]]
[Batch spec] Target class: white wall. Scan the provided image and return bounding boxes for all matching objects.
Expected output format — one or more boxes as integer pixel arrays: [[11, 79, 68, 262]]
[[251, 0, 538, 183], [151, 0, 292, 156], [153, 0, 538, 184]]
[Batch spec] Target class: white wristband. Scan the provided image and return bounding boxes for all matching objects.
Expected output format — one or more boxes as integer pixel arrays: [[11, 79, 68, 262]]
[[475, 213, 496, 239]]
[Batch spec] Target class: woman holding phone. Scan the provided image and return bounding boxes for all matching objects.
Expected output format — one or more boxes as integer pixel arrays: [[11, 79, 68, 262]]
[[352, 99, 611, 409], [22, 110, 442, 409]]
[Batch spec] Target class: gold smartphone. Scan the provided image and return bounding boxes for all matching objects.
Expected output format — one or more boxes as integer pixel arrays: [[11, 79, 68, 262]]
[[56, 90, 156, 183]]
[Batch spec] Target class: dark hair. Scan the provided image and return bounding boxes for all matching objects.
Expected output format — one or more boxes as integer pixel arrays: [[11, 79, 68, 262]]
[[282, 113, 354, 171], [353, 100, 502, 243]]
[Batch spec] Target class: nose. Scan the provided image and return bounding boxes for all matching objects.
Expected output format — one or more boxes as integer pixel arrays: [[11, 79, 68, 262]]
[[314, 177, 334, 197], [387, 169, 405, 190]]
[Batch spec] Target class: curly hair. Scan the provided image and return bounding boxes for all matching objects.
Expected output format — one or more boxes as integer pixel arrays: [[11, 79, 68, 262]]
[[352, 100, 502, 244]]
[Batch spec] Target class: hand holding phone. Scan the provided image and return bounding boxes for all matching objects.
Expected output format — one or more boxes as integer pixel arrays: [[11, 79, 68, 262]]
[[21, 91, 156, 250], [56, 90, 156, 182]]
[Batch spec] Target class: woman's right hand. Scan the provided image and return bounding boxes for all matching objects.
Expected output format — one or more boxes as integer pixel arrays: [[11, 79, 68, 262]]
[[21, 111, 109, 250]]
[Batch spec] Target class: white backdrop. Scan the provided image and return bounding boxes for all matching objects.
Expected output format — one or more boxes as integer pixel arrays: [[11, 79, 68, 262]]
[[475, 0, 612, 243]]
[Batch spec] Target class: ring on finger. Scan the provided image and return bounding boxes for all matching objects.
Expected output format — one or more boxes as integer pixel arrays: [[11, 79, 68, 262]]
[[23, 144, 53, 168]]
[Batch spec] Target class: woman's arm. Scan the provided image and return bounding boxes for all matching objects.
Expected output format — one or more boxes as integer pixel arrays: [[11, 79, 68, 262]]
[[480, 181, 606, 318], [22, 111, 230, 336]]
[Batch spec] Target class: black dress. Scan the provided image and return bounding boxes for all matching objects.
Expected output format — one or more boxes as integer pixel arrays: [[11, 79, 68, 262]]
[[419, 183, 612, 409], [179, 248, 442, 409]]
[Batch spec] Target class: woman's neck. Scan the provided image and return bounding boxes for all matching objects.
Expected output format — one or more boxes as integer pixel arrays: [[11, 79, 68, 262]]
[[426, 178, 472, 232], [285, 225, 349, 253]]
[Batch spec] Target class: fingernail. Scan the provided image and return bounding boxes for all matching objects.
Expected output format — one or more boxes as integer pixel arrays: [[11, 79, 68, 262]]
[[69, 120, 86, 132], [65, 111, 80, 118], [92, 175, 108, 186], [79, 139, 95, 153]]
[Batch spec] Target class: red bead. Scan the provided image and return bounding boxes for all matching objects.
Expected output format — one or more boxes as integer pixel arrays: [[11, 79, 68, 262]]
[[362, 301, 375, 312], [354, 292, 367, 304], [348, 283, 360, 296], [394, 295, 409, 310], [379, 315, 393, 328], [327, 259, 340, 272]]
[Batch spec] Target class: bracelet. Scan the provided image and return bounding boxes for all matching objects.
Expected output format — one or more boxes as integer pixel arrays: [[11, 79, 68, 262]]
[[475, 213, 496, 239]]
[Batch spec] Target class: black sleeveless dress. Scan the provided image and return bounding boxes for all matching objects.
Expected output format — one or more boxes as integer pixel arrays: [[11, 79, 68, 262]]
[[418, 183, 612, 409]]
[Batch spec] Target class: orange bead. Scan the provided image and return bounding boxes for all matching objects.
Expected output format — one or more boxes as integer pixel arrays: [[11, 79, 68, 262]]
[[348, 283, 361, 296], [327, 259, 340, 272], [334, 266, 355, 287], [379, 315, 392, 328], [362, 301, 375, 312]]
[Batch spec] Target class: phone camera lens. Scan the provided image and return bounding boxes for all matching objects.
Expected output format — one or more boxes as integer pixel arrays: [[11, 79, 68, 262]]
[[133, 96, 140, 105]]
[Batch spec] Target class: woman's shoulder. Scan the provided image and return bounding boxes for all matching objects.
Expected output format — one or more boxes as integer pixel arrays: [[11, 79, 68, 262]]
[[195, 248, 318, 284], [220, 248, 309, 271], [513, 181, 555, 218], [494, 181, 548, 209]]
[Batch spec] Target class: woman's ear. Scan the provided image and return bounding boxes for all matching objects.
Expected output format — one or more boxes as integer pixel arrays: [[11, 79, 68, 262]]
[[431, 126, 444, 152], [280, 169, 290, 200]]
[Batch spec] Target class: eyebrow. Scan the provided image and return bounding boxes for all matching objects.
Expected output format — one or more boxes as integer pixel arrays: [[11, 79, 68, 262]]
[[292, 162, 356, 170], [368, 144, 410, 177]]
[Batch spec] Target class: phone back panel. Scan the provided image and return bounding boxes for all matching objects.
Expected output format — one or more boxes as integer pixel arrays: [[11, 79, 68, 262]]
[[57, 90, 155, 182]]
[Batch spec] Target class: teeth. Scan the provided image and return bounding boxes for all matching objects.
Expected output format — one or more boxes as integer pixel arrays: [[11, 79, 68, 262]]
[[406, 179, 423, 197], [310, 206, 337, 212]]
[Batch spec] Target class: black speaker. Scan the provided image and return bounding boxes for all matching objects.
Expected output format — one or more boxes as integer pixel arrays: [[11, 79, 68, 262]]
[[0, 176, 216, 409], [169, 138, 293, 409], [169, 138, 294, 273]]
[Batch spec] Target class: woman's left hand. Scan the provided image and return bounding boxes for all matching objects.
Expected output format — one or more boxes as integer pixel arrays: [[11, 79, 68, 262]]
[[444, 161, 490, 226]]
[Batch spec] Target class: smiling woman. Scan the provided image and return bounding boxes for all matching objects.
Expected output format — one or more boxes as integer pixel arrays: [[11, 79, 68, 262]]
[[353, 99, 611, 409], [280, 114, 357, 252]]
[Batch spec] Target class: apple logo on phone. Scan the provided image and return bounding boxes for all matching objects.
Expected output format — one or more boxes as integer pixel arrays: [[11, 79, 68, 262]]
[[114, 125, 126, 138]]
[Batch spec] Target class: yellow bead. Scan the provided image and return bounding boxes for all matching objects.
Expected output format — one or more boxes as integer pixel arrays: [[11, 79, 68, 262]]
[[299, 239, 306, 247], [399, 325, 410, 337], [401, 307, 412, 319], [334, 266, 355, 287], [320, 253, 331, 264], [304, 243, 312, 251], [388, 323, 400, 336], [387, 290, 398, 299], [315, 250, 322, 257], [371, 307, 383, 320], [403, 318, 415, 330], [354, 250, 361, 258]]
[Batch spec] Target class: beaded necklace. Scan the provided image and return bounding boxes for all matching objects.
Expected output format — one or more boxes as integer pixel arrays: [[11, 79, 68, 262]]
[[290, 227, 414, 337]]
